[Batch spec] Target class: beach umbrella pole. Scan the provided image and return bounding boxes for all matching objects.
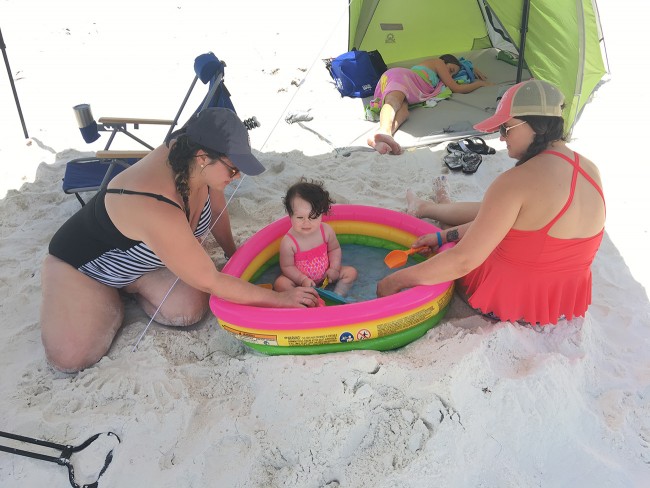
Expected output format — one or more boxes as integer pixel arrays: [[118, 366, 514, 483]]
[[0, 27, 29, 139], [515, 0, 531, 84]]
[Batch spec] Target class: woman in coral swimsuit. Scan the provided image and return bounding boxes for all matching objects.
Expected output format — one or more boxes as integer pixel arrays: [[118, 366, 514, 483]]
[[377, 79, 606, 325]]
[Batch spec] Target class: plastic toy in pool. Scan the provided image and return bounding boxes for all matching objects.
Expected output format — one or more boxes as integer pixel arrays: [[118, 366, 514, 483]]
[[209, 204, 455, 355]]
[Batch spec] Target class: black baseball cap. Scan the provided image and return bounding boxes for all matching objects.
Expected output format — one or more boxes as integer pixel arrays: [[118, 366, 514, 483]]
[[186, 107, 265, 175]]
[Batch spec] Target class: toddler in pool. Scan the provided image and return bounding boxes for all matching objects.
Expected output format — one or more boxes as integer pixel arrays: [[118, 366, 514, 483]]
[[274, 179, 357, 296]]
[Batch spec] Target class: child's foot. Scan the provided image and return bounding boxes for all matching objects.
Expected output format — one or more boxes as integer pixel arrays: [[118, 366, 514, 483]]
[[406, 189, 425, 217], [432, 175, 451, 203], [368, 133, 402, 155]]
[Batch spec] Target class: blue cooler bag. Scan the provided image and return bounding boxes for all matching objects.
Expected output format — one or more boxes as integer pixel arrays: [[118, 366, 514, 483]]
[[326, 49, 387, 98]]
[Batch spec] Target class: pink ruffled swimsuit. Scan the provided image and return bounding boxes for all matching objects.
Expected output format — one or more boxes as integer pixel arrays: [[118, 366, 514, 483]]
[[287, 225, 329, 284]]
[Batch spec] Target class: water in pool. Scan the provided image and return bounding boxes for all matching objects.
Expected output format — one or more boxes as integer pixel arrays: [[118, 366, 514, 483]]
[[253, 244, 421, 303]]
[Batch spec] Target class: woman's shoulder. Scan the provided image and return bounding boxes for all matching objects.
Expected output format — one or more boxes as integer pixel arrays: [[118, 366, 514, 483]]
[[486, 163, 536, 201], [535, 146, 601, 181], [110, 144, 171, 184], [419, 58, 442, 70], [572, 150, 600, 173]]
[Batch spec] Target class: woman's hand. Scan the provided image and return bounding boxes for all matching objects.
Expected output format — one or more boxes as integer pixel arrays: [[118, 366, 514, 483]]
[[278, 287, 320, 308], [413, 233, 441, 251]]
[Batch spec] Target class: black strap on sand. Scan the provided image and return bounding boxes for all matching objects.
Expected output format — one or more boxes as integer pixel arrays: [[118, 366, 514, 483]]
[[0, 430, 121, 488]]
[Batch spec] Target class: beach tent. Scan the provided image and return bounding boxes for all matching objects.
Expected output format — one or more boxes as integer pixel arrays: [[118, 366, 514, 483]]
[[348, 0, 608, 135]]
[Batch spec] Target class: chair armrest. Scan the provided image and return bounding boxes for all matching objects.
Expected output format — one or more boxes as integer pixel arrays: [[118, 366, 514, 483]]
[[95, 150, 150, 159], [98, 117, 174, 126]]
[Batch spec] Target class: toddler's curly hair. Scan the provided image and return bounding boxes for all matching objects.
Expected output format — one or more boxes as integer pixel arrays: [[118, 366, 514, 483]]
[[283, 178, 334, 219]]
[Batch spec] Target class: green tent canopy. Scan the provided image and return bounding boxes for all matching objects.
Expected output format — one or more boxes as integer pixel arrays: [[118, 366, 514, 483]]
[[348, 0, 607, 134]]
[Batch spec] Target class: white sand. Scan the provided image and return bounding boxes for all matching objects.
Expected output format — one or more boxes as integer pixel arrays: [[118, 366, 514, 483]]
[[1, 0, 649, 486]]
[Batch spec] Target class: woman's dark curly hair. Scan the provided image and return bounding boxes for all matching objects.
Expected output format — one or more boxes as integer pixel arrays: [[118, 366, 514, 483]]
[[516, 114, 566, 165], [438, 54, 462, 68], [283, 178, 334, 219], [166, 134, 225, 220]]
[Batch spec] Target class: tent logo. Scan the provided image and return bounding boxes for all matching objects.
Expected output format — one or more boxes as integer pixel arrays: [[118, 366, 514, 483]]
[[385, 33, 396, 44]]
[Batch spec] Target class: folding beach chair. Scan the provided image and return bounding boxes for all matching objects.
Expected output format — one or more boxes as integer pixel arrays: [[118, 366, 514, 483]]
[[63, 52, 259, 206]]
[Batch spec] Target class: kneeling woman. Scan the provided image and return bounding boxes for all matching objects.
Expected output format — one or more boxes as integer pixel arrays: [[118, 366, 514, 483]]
[[41, 108, 318, 372], [377, 80, 606, 325]]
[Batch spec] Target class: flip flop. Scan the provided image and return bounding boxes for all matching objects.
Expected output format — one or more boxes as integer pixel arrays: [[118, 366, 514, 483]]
[[446, 137, 495, 155], [464, 137, 496, 155], [461, 152, 483, 174], [443, 150, 464, 171], [446, 141, 463, 153]]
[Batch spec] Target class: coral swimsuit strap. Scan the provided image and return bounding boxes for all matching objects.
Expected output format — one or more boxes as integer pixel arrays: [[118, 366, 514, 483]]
[[539, 150, 605, 232]]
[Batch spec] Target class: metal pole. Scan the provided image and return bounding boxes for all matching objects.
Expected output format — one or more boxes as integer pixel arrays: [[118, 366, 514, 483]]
[[516, 0, 531, 83], [0, 27, 29, 139]]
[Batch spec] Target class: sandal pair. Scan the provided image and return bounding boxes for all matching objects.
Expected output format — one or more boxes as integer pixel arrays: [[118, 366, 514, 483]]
[[446, 137, 496, 155], [443, 151, 483, 174]]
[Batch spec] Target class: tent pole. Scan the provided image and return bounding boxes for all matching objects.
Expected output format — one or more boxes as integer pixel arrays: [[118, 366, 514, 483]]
[[515, 0, 531, 83], [0, 27, 29, 139]]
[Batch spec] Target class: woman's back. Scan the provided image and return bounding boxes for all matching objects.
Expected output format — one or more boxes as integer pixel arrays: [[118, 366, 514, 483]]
[[511, 146, 605, 239], [461, 146, 606, 324]]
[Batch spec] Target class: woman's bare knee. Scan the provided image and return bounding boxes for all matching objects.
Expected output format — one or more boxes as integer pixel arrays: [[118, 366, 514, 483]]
[[40, 255, 124, 372], [44, 343, 104, 373], [42, 318, 120, 373], [127, 269, 209, 326], [142, 289, 209, 326], [153, 305, 208, 327]]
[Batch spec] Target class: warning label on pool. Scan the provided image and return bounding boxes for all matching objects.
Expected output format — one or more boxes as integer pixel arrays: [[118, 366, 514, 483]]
[[376, 307, 434, 336], [285, 334, 339, 346]]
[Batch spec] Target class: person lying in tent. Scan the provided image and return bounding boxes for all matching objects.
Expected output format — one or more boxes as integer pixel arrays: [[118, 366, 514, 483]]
[[377, 79, 606, 326], [367, 54, 493, 155], [41, 108, 319, 373]]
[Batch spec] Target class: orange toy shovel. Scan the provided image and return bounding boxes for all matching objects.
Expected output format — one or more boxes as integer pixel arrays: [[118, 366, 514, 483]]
[[384, 246, 429, 269]]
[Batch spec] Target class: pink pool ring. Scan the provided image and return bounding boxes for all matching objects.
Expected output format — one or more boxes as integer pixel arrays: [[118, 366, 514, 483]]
[[209, 204, 454, 355]]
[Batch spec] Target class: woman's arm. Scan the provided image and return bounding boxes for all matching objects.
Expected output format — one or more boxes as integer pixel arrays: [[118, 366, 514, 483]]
[[413, 222, 472, 252], [208, 187, 237, 258], [132, 207, 318, 307], [377, 173, 524, 296], [474, 68, 488, 81]]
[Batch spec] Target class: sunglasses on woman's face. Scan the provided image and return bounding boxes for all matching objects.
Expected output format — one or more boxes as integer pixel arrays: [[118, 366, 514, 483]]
[[219, 159, 240, 178], [499, 121, 527, 138]]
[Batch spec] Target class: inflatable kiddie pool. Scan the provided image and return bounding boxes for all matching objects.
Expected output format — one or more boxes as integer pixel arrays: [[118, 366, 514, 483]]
[[209, 204, 454, 355]]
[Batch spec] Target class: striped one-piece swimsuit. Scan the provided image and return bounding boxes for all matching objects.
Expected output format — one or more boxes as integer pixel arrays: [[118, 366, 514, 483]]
[[48, 188, 212, 288]]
